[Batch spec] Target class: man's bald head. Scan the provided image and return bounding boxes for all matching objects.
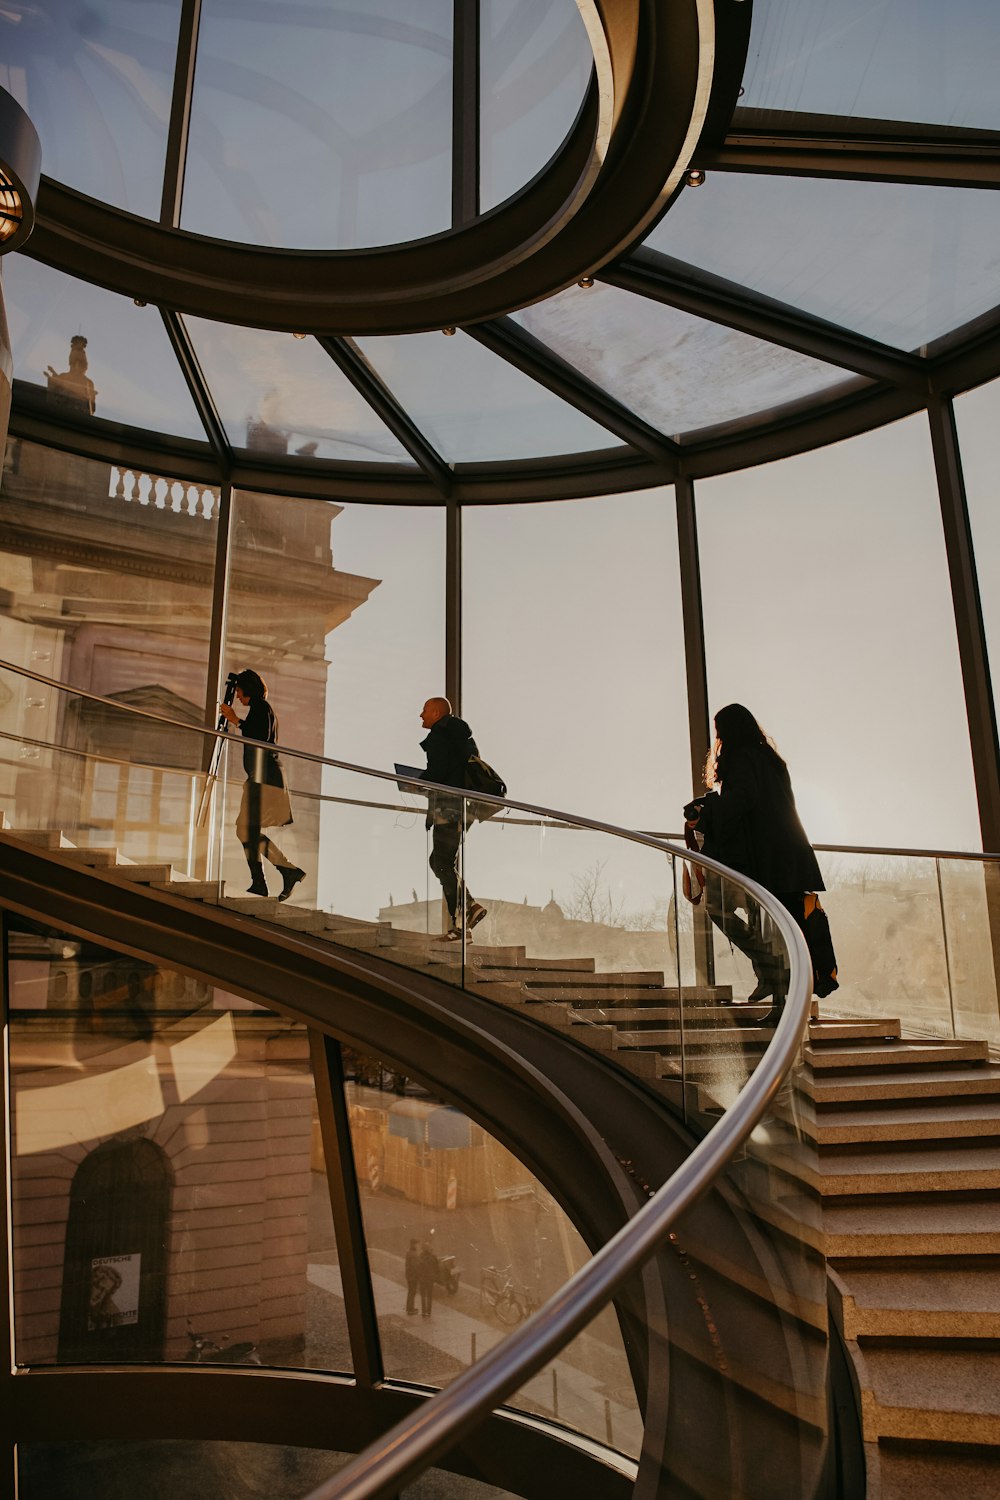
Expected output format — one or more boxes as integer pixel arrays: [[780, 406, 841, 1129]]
[[420, 697, 452, 729]]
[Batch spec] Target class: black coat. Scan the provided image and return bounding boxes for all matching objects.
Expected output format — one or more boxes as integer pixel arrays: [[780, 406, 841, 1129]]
[[421, 714, 477, 827], [239, 698, 286, 788], [686, 745, 824, 895]]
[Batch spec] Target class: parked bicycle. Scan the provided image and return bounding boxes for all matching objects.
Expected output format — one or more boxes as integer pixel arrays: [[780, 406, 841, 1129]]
[[184, 1320, 261, 1364], [479, 1265, 536, 1325]]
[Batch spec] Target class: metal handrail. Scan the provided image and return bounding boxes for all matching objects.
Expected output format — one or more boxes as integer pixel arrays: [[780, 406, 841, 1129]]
[[3, 656, 998, 863], [300, 923, 811, 1500], [0, 651, 814, 1495]]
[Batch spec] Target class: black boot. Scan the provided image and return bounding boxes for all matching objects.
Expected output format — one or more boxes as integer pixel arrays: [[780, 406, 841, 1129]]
[[246, 861, 269, 896], [278, 866, 306, 903]]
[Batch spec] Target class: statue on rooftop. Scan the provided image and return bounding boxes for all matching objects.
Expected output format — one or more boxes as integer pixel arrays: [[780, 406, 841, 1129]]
[[45, 334, 97, 416]]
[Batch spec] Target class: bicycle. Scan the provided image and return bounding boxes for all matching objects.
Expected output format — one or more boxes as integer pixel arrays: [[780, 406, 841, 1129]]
[[479, 1265, 530, 1325]]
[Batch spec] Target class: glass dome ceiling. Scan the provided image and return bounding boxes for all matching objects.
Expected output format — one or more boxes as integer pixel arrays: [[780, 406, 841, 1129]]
[[2, 0, 999, 502]]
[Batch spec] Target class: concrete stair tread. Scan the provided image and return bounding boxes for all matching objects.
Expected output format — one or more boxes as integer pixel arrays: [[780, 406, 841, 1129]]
[[814, 1141, 1000, 1196], [806, 1064, 1000, 1104], [814, 1099, 1000, 1144], [863, 1345, 1000, 1427], [807, 1039, 989, 1070], [836, 1264, 1000, 1339], [9, 828, 77, 849], [825, 1196, 1000, 1257], [807, 1019, 901, 1041], [876, 1447, 1000, 1500], [102, 863, 176, 883], [150, 880, 223, 900]]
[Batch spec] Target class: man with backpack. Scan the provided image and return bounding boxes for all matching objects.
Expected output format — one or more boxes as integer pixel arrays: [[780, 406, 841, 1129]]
[[419, 696, 489, 941]]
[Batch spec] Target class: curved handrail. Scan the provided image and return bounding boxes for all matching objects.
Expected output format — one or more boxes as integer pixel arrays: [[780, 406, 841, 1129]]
[[0, 651, 814, 1494], [301, 934, 812, 1499]]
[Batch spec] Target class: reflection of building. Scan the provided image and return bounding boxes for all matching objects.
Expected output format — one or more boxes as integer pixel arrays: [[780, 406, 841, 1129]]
[[0, 431, 380, 869], [10, 929, 314, 1367]]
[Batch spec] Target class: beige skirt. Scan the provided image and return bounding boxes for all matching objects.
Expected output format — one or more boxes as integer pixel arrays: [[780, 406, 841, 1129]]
[[236, 782, 293, 840]]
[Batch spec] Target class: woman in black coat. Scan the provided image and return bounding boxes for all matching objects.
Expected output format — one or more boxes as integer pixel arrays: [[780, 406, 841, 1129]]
[[685, 703, 823, 1014], [220, 669, 305, 901]]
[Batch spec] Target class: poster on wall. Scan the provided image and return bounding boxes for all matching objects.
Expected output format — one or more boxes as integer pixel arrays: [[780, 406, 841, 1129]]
[[89, 1253, 141, 1330]]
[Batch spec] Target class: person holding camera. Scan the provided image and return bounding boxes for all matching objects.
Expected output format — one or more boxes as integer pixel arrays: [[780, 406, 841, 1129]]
[[684, 702, 823, 1020], [219, 669, 305, 901]]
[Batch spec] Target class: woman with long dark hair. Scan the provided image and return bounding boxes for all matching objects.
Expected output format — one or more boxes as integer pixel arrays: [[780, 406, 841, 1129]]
[[684, 704, 824, 1016], [220, 669, 305, 901]]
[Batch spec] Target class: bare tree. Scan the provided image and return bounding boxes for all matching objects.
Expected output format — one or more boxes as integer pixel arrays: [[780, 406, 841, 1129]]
[[562, 860, 662, 932]]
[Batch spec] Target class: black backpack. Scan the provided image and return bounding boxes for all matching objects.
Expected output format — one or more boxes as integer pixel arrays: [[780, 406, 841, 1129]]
[[465, 754, 507, 821]]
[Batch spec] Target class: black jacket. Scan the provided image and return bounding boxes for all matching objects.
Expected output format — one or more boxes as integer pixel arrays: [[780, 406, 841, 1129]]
[[421, 714, 477, 827], [239, 698, 286, 788], [685, 745, 823, 895]]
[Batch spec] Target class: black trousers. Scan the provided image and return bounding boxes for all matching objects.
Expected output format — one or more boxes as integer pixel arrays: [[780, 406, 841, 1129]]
[[705, 875, 805, 997], [429, 822, 475, 922]]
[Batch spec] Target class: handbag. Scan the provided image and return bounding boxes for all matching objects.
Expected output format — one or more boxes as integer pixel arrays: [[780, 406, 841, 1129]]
[[681, 821, 706, 906], [803, 893, 839, 997]]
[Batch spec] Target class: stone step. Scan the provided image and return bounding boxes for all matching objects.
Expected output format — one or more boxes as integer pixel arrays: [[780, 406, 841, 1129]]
[[875, 1445, 1000, 1500], [102, 863, 176, 884], [834, 1264, 1000, 1341], [824, 1198, 1000, 1258], [150, 880, 224, 900], [806, 1064, 1000, 1105], [567, 1004, 766, 1025], [814, 1142, 1000, 1197], [860, 1345, 1000, 1445], [505, 969, 670, 988], [9, 828, 76, 849], [813, 1099, 1000, 1147], [807, 1019, 902, 1042], [806, 1039, 990, 1073], [65, 846, 130, 868]]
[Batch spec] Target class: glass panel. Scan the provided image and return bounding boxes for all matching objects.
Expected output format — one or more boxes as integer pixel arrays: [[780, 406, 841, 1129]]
[[816, 850, 1000, 1049], [463, 489, 688, 828], [18, 1442, 521, 1499], [183, 0, 453, 249], [696, 414, 980, 850], [739, 0, 1000, 131], [0, 439, 218, 757], [513, 283, 856, 437], [0, 665, 828, 1496], [7, 914, 349, 1373], [355, 331, 623, 462], [182, 320, 415, 463], [480, 0, 593, 213], [221, 488, 444, 905], [4, 257, 208, 440], [955, 378, 1000, 696], [344, 1050, 642, 1455], [646, 175, 1000, 353], [0, 0, 182, 218]]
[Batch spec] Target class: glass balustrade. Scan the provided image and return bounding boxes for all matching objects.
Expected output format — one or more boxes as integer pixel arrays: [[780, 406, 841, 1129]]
[[0, 662, 837, 1496]]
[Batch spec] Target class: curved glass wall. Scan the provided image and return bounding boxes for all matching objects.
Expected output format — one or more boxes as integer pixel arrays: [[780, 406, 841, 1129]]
[[462, 488, 689, 831], [696, 413, 980, 850]]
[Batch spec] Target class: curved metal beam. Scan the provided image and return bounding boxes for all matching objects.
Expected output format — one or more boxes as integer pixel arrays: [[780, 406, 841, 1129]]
[[23, 0, 733, 334], [699, 113, 1000, 190]]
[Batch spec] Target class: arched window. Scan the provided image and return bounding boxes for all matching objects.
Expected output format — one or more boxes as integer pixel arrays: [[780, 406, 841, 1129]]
[[57, 1137, 171, 1363]]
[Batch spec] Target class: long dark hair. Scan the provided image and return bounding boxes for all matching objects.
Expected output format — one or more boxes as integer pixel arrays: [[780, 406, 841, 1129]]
[[706, 703, 786, 788], [234, 669, 268, 701]]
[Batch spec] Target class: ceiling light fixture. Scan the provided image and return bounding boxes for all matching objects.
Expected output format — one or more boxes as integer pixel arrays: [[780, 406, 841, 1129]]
[[578, 277, 595, 288], [442, 326, 456, 336], [685, 169, 706, 187]]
